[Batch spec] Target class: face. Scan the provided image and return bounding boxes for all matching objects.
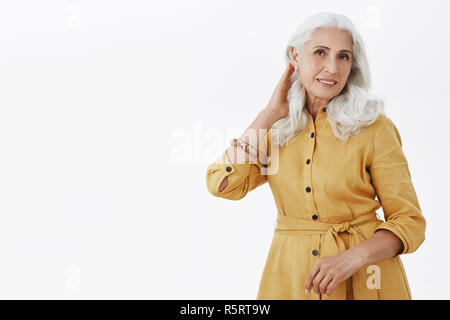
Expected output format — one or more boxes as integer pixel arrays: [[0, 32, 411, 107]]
[[291, 27, 353, 107]]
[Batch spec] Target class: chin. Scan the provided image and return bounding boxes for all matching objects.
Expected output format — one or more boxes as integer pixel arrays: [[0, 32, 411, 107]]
[[311, 90, 337, 101]]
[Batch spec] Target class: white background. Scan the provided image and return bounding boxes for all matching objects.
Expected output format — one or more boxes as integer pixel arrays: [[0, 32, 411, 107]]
[[0, 0, 448, 299]]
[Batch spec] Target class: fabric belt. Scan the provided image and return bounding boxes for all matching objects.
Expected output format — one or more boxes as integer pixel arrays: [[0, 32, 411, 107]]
[[275, 211, 381, 300]]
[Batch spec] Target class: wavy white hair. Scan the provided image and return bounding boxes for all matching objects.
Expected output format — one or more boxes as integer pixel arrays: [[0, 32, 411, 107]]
[[273, 12, 386, 146]]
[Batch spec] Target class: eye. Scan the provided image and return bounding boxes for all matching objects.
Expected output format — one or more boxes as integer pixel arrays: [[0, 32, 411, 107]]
[[339, 54, 350, 61], [314, 49, 326, 56]]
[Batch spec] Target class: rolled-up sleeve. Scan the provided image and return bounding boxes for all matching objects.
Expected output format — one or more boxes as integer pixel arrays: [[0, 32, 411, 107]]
[[206, 130, 272, 200], [369, 116, 426, 255]]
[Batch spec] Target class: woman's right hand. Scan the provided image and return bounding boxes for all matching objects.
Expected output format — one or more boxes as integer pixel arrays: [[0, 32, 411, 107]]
[[265, 62, 296, 121]]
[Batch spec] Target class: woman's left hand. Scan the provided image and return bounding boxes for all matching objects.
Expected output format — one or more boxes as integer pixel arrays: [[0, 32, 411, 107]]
[[305, 248, 366, 296]]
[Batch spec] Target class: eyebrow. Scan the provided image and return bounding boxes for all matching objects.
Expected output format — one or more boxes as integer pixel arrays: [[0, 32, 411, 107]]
[[312, 45, 352, 54]]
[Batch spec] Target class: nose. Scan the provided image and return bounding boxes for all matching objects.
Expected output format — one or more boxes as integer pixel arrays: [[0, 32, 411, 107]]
[[324, 56, 338, 75]]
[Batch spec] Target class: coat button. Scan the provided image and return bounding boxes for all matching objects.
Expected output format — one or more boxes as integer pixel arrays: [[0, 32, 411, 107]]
[[226, 166, 232, 172], [312, 249, 318, 256], [306, 187, 311, 192], [306, 159, 311, 164], [311, 132, 314, 138], [312, 214, 318, 220]]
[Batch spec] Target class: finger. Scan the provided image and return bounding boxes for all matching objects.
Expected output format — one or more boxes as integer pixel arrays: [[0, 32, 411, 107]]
[[305, 264, 320, 293], [319, 273, 333, 295], [286, 62, 295, 71], [283, 63, 295, 77], [312, 269, 326, 295], [325, 279, 339, 296], [278, 64, 295, 91]]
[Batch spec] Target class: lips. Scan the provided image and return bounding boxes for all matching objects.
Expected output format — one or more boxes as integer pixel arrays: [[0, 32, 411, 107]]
[[317, 78, 337, 86]]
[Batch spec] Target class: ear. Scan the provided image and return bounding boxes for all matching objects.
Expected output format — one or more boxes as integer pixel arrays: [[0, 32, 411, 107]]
[[290, 47, 300, 69]]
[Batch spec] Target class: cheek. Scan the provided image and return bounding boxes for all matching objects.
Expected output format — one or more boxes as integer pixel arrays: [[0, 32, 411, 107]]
[[299, 65, 321, 84], [340, 64, 352, 79], [307, 60, 321, 74], [299, 71, 315, 88], [299, 57, 321, 75]]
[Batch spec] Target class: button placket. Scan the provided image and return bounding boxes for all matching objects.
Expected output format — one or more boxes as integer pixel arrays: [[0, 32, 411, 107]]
[[308, 233, 321, 299], [312, 235, 321, 257], [306, 122, 315, 196], [306, 111, 326, 217], [304, 117, 315, 215]]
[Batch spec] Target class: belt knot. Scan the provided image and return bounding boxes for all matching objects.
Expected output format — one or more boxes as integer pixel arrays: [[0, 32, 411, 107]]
[[331, 221, 351, 233]]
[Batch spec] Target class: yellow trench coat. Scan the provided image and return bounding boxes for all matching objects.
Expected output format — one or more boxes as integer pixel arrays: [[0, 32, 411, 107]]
[[206, 107, 426, 300]]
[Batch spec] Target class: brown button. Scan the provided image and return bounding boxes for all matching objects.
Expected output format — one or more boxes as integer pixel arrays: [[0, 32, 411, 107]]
[[226, 166, 232, 172], [306, 159, 311, 164], [312, 214, 318, 220], [312, 249, 318, 256], [305, 187, 311, 192], [311, 132, 314, 138]]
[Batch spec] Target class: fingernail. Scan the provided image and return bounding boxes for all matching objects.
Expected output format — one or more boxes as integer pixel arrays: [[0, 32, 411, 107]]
[[305, 289, 309, 294]]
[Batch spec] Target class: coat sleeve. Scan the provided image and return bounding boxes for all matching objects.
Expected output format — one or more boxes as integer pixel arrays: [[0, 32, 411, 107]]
[[369, 116, 426, 255], [205, 130, 272, 200]]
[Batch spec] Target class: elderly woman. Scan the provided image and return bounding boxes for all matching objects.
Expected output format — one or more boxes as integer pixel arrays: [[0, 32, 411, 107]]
[[205, 12, 426, 300]]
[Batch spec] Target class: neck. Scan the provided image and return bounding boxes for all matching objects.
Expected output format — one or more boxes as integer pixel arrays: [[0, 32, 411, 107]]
[[306, 94, 328, 115]]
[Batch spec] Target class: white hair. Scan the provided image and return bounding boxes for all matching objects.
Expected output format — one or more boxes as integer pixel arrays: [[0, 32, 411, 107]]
[[273, 12, 386, 146]]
